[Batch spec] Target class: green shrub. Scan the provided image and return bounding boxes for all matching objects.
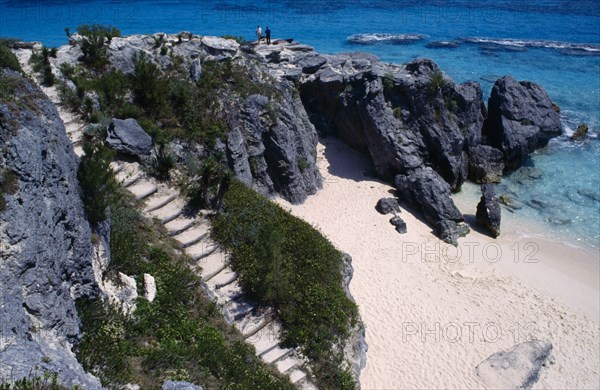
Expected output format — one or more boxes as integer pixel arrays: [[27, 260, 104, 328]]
[[131, 52, 170, 117], [383, 72, 394, 90], [212, 180, 359, 389], [0, 42, 23, 73], [428, 71, 445, 95], [0, 370, 67, 389], [77, 141, 117, 225], [92, 70, 130, 114], [221, 35, 247, 45], [0, 169, 19, 213], [77, 24, 120, 70], [148, 145, 175, 181]]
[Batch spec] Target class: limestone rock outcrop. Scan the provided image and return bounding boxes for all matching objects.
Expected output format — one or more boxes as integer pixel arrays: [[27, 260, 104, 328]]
[[0, 70, 101, 389]]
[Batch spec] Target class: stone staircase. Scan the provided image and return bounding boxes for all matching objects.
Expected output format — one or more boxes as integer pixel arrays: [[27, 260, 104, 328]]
[[14, 47, 315, 390], [112, 161, 314, 388]]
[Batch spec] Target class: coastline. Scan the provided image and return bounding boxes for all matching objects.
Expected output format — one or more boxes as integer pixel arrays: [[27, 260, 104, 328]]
[[275, 137, 600, 389]]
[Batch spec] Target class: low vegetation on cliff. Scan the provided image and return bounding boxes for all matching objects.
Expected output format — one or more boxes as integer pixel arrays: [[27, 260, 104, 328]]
[[212, 180, 358, 388]]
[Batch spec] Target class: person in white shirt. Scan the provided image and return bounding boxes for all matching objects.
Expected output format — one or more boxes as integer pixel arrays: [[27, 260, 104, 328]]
[[256, 26, 262, 43]]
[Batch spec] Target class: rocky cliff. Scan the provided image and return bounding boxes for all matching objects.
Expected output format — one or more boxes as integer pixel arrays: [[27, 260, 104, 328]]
[[0, 70, 101, 388]]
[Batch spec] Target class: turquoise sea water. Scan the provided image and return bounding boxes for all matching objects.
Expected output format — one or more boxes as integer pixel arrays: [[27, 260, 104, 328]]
[[1, 0, 599, 248]]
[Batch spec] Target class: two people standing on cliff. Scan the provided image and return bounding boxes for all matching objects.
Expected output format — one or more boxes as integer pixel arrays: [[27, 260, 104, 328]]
[[256, 26, 271, 44]]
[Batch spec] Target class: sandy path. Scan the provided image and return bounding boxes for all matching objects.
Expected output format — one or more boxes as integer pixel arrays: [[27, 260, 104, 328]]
[[276, 137, 600, 390]]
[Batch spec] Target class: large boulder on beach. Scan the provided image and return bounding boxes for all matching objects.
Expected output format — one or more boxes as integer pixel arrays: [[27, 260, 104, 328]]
[[376, 197, 401, 215], [482, 76, 562, 170], [106, 118, 153, 156], [476, 184, 502, 238], [468, 144, 505, 183], [476, 340, 553, 390], [395, 167, 466, 244]]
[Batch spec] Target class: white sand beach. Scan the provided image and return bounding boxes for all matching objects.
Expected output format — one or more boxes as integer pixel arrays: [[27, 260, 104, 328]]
[[276, 137, 600, 390]]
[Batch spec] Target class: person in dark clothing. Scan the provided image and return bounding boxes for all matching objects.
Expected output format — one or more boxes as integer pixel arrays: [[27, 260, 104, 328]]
[[265, 26, 271, 45]]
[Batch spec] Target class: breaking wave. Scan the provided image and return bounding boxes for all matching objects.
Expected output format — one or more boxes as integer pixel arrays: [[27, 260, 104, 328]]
[[462, 37, 600, 56], [346, 33, 428, 45]]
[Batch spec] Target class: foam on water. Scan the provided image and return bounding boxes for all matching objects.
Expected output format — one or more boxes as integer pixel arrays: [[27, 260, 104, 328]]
[[347, 33, 428, 45]]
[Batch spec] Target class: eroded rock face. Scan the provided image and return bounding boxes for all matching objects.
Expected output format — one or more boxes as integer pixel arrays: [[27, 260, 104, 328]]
[[225, 89, 322, 204], [468, 144, 505, 184], [341, 254, 368, 386], [0, 70, 101, 389], [482, 76, 562, 170], [476, 184, 502, 238], [476, 341, 553, 390]]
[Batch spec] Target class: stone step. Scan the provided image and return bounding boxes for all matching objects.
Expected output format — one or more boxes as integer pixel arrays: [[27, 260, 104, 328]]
[[128, 182, 158, 200], [147, 197, 187, 224], [187, 241, 219, 261], [144, 193, 178, 213], [166, 218, 196, 237], [248, 322, 282, 356], [228, 300, 254, 321], [110, 162, 123, 174], [216, 282, 243, 304], [240, 316, 273, 339], [276, 355, 301, 374], [122, 174, 142, 188], [289, 369, 307, 384], [261, 345, 291, 364], [256, 341, 280, 358], [204, 264, 234, 285], [174, 224, 210, 249], [195, 251, 228, 278]]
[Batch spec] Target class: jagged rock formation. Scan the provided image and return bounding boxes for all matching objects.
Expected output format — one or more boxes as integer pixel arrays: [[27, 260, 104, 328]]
[[341, 254, 368, 383], [225, 90, 322, 204], [476, 184, 502, 238], [0, 70, 101, 388], [475, 340, 553, 389], [390, 216, 408, 234], [482, 76, 562, 170]]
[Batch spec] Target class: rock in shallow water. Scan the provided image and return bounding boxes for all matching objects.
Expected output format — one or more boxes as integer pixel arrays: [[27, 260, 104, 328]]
[[482, 76, 562, 170], [571, 123, 588, 140], [476, 340, 553, 390]]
